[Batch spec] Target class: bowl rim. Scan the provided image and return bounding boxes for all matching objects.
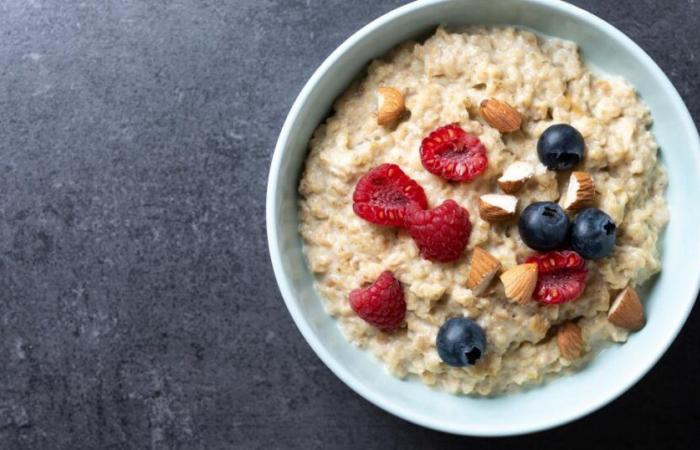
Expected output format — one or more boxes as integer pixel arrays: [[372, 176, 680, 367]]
[[266, 0, 700, 436]]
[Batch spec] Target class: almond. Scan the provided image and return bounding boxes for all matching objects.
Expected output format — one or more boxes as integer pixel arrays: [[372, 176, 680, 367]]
[[562, 171, 596, 212], [557, 321, 584, 360], [529, 315, 550, 336], [479, 194, 518, 222], [608, 286, 645, 330], [499, 263, 537, 305], [498, 161, 535, 194], [466, 247, 502, 296], [479, 98, 522, 133], [376, 87, 405, 127]]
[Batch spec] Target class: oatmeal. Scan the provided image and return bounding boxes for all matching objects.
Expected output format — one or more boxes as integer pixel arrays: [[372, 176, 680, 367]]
[[297, 27, 668, 395]]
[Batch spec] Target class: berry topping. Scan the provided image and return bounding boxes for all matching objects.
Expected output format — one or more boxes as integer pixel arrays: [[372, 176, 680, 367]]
[[526, 250, 588, 304], [570, 208, 617, 259], [518, 202, 570, 251], [436, 317, 487, 367], [537, 124, 585, 170], [352, 163, 428, 226], [349, 271, 406, 331], [405, 199, 472, 262], [419, 123, 488, 181]]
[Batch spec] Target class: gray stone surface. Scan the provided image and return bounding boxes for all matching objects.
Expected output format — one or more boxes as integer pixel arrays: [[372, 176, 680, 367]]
[[0, 0, 697, 448]]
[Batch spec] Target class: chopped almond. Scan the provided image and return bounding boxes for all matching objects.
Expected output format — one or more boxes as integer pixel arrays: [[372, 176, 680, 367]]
[[479, 194, 518, 222], [498, 161, 535, 194], [608, 286, 645, 330], [500, 263, 537, 305], [557, 321, 584, 360], [466, 248, 501, 296], [563, 171, 596, 212]]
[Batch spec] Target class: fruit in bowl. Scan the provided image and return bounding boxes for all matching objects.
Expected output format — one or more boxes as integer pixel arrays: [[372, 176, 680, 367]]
[[297, 25, 668, 396]]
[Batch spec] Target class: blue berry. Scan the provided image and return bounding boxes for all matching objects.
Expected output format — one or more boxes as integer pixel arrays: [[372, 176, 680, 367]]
[[436, 317, 486, 367], [571, 208, 616, 259], [518, 202, 570, 251], [537, 124, 584, 170]]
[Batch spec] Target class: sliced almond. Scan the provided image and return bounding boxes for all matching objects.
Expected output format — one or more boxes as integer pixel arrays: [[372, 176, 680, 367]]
[[608, 286, 645, 330], [562, 171, 596, 212], [479, 98, 522, 132], [498, 161, 535, 194], [479, 194, 518, 222], [499, 263, 537, 305], [376, 87, 405, 127], [466, 248, 502, 296], [557, 321, 584, 360]]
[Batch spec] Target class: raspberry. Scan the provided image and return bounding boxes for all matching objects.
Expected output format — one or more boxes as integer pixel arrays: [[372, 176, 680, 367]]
[[352, 163, 428, 226], [420, 123, 488, 181], [349, 271, 406, 331], [404, 200, 472, 262], [526, 250, 588, 304]]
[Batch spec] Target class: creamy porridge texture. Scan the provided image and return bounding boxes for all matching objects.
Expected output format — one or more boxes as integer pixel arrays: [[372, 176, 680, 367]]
[[298, 27, 668, 395]]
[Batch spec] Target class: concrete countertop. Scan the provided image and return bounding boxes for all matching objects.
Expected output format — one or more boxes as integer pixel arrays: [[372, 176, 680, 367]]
[[0, 1, 697, 448]]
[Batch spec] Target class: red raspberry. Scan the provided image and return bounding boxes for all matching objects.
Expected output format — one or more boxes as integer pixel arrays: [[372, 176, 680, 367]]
[[352, 163, 428, 226], [526, 250, 588, 304], [349, 271, 406, 331], [420, 123, 488, 181], [404, 200, 472, 262]]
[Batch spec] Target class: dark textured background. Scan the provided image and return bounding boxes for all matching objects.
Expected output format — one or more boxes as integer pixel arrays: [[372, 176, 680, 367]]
[[0, 0, 697, 448]]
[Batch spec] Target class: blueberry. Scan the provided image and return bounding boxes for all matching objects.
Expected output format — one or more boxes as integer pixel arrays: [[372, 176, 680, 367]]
[[537, 124, 585, 170], [436, 317, 486, 367], [571, 208, 616, 259], [518, 202, 570, 251]]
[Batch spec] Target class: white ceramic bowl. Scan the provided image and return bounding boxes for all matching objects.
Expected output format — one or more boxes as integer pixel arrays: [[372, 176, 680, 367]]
[[266, 0, 700, 436]]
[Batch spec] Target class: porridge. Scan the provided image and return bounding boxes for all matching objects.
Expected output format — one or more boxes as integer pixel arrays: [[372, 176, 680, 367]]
[[297, 27, 667, 395]]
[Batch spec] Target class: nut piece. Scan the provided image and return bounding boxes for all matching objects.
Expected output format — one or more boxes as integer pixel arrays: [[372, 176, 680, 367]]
[[563, 171, 596, 212], [376, 87, 405, 127], [557, 321, 584, 360], [466, 247, 502, 296], [479, 98, 522, 132], [479, 194, 518, 222], [529, 315, 550, 336], [608, 286, 645, 330], [498, 161, 535, 194], [500, 263, 537, 305]]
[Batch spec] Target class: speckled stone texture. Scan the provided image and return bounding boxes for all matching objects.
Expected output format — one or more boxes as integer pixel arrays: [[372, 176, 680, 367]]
[[0, 0, 697, 448]]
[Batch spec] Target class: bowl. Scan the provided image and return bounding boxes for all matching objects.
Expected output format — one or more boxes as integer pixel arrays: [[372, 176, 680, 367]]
[[266, 0, 700, 436]]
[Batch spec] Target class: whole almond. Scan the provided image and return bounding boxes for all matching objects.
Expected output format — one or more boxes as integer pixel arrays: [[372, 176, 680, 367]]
[[466, 247, 502, 296], [479, 98, 522, 133], [500, 263, 537, 304], [608, 286, 645, 330], [376, 87, 406, 127], [557, 321, 584, 360]]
